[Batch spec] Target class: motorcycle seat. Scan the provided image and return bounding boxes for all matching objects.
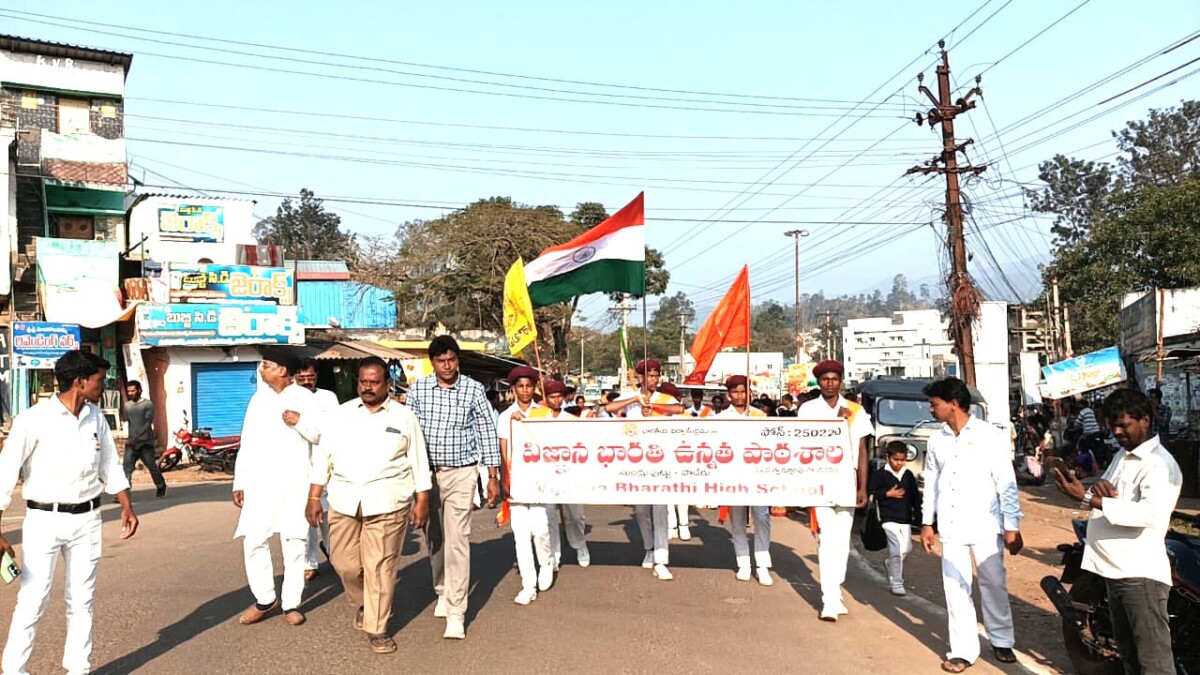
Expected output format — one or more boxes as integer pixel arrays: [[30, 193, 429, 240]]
[[207, 435, 241, 446]]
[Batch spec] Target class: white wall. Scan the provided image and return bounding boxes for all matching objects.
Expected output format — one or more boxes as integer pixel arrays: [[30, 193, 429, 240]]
[[127, 196, 257, 265], [160, 346, 260, 439], [0, 50, 125, 96], [843, 310, 954, 383], [0, 134, 14, 297], [972, 301, 1011, 423]]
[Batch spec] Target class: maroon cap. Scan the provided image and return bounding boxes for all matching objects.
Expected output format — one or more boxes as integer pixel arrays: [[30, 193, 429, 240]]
[[659, 382, 681, 399], [724, 375, 748, 391], [507, 366, 539, 386], [635, 359, 661, 375], [812, 360, 844, 378], [542, 380, 568, 396]]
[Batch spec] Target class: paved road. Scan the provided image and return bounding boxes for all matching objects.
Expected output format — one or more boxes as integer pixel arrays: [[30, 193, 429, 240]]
[[0, 482, 1029, 674]]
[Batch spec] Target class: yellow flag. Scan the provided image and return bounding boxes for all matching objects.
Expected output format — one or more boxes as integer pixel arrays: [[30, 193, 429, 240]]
[[503, 257, 537, 355]]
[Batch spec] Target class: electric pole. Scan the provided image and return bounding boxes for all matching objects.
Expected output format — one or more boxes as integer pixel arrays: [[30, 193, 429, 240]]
[[817, 311, 840, 361], [678, 312, 688, 381], [785, 229, 810, 363], [907, 40, 986, 386], [607, 294, 634, 381]]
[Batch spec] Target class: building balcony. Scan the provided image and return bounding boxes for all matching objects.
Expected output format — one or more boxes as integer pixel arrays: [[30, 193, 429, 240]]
[[39, 128, 126, 188]]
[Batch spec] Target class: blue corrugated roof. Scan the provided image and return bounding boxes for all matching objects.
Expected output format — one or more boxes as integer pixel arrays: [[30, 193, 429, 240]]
[[298, 281, 395, 329]]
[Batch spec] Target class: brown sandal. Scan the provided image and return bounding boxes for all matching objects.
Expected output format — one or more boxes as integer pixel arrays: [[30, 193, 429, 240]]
[[993, 647, 1017, 663], [941, 658, 971, 673]]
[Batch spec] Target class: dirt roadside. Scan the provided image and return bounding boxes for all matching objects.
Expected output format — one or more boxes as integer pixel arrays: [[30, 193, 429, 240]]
[[854, 483, 1199, 674]]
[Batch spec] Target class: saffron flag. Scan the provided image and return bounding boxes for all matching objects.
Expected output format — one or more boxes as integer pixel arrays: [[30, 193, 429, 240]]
[[503, 257, 537, 355], [525, 193, 645, 307], [684, 265, 750, 385]]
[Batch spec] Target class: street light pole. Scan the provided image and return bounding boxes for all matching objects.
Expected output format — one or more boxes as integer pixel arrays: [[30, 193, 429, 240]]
[[784, 229, 810, 363]]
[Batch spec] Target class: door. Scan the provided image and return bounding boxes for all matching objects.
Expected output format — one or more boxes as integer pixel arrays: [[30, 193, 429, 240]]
[[57, 97, 91, 135], [191, 362, 258, 437]]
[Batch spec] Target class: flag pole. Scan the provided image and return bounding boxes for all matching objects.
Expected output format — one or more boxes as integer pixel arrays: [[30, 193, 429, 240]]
[[641, 294, 649, 401], [531, 340, 547, 402]]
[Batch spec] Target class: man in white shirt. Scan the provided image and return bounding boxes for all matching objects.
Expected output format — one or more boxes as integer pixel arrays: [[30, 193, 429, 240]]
[[496, 366, 555, 605], [233, 348, 321, 627], [0, 350, 139, 675], [920, 377, 1023, 673], [296, 358, 339, 581], [797, 360, 873, 621], [605, 359, 684, 580], [1053, 389, 1181, 675], [309, 357, 430, 655], [717, 375, 773, 586]]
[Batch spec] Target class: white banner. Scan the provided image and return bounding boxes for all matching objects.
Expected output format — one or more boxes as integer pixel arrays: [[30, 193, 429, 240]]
[[508, 417, 855, 507]]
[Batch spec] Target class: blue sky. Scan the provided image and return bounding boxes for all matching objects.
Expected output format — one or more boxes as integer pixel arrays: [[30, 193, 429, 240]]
[[4, 1, 1197, 331]]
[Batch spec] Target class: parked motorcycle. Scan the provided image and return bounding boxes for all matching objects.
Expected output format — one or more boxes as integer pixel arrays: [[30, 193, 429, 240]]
[[1040, 513, 1200, 675], [158, 411, 241, 473]]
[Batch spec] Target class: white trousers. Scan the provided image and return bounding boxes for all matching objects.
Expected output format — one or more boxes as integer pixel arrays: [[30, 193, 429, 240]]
[[635, 505, 669, 564], [666, 504, 690, 531], [243, 534, 308, 611], [730, 506, 772, 569], [882, 522, 912, 589], [814, 506, 854, 606], [2, 509, 102, 675], [548, 504, 587, 563], [509, 504, 552, 591], [940, 535, 1016, 663]]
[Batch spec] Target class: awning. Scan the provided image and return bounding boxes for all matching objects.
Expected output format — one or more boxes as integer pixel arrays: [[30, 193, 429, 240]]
[[44, 183, 126, 216], [313, 339, 417, 362]]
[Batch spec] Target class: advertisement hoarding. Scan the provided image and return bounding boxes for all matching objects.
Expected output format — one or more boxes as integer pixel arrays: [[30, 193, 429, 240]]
[[136, 303, 303, 346]]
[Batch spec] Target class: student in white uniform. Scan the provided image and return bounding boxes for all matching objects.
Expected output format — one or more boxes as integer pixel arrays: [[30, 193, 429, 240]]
[[0, 351, 139, 675], [659, 382, 693, 542], [717, 375, 774, 585], [797, 360, 873, 621], [233, 348, 321, 627], [296, 358, 339, 581], [530, 380, 591, 571], [920, 377, 1023, 673], [605, 359, 684, 580], [496, 366, 555, 605]]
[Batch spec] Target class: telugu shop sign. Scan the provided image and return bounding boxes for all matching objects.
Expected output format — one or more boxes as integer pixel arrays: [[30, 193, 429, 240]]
[[168, 264, 295, 305], [12, 321, 82, 369], [508, 417, 855, 507], [158, 204, 225, 243], [136, 303, 303, 346]]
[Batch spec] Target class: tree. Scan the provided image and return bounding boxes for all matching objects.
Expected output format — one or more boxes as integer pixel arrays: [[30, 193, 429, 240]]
[[886, 274, 918, 311], [1114, 100, 1200, 188], [1026, 155, 1113, 246], [253, 189, 355, 260], [751, 301, 796, 355]]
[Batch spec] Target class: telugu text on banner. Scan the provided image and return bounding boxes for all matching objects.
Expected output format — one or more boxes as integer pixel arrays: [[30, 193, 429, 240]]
[[508, 417, 855, 507]]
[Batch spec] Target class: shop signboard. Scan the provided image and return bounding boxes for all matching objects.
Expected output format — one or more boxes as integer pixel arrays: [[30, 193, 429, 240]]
[[12, 321, 82, 369], [158, 204, 225, 243], [168, 264, 295, 305], [136, 303, 303, 346], [1041, 346, 1127, 400]]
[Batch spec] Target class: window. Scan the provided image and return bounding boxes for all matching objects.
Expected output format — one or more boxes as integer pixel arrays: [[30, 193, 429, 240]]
[[57, 97, 91, 135]]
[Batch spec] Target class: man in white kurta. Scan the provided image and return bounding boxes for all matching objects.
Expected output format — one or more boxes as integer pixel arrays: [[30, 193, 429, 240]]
[[797, 360, 874, 621], [233, 350, 320, 626], [604, 359, 684, 581], [920, 377, 1023, 672], [296, 359, 339, 579], [717, 376, 773, 586]]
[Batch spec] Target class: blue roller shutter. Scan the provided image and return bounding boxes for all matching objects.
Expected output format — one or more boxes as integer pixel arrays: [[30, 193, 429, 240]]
[[192, 362, 258, 437]]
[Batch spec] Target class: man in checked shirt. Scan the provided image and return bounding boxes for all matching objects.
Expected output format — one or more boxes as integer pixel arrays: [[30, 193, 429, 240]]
[[405, 335, 501, 640]]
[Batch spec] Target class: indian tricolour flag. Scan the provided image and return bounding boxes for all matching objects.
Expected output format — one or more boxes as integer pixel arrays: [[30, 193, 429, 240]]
[[525, 192, 646, 307]]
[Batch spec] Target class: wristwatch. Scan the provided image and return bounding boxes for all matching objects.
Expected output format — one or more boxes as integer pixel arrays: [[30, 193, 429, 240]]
[[1080, 487, 1094, 510]]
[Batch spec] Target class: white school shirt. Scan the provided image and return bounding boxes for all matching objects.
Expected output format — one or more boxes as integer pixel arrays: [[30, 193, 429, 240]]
[[0, 395, 129, 509], [920, 416, 1023, 544], [311, 397, 432, 518], [496, 400, 542, 445], [1082, 436, 1182, 586], [716, 405, 766, 418], [233, 383, 321, 540], [614, 390, 678, 419], [796, 396, 875, 468]]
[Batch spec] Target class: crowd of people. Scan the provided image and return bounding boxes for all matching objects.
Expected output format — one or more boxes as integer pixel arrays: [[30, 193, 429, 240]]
[[0, 342, 1184, 675]]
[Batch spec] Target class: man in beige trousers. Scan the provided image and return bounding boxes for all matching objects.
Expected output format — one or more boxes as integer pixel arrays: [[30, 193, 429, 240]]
[[308, 357, 430, 654]]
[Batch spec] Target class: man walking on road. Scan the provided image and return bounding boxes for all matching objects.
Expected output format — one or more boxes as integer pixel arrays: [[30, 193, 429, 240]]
[[797, 360, 873, 621], [717, 375, 773, 586], [309, 357, 430, 654], [1053, 389, 1182, 675], [921, 377, 1023, 673], [0, 350, 139, 675], [232, 348, 320, 627], [406, 336, 501, 640], [296, 359, 339, 581], [122, 380, 167, 498]]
